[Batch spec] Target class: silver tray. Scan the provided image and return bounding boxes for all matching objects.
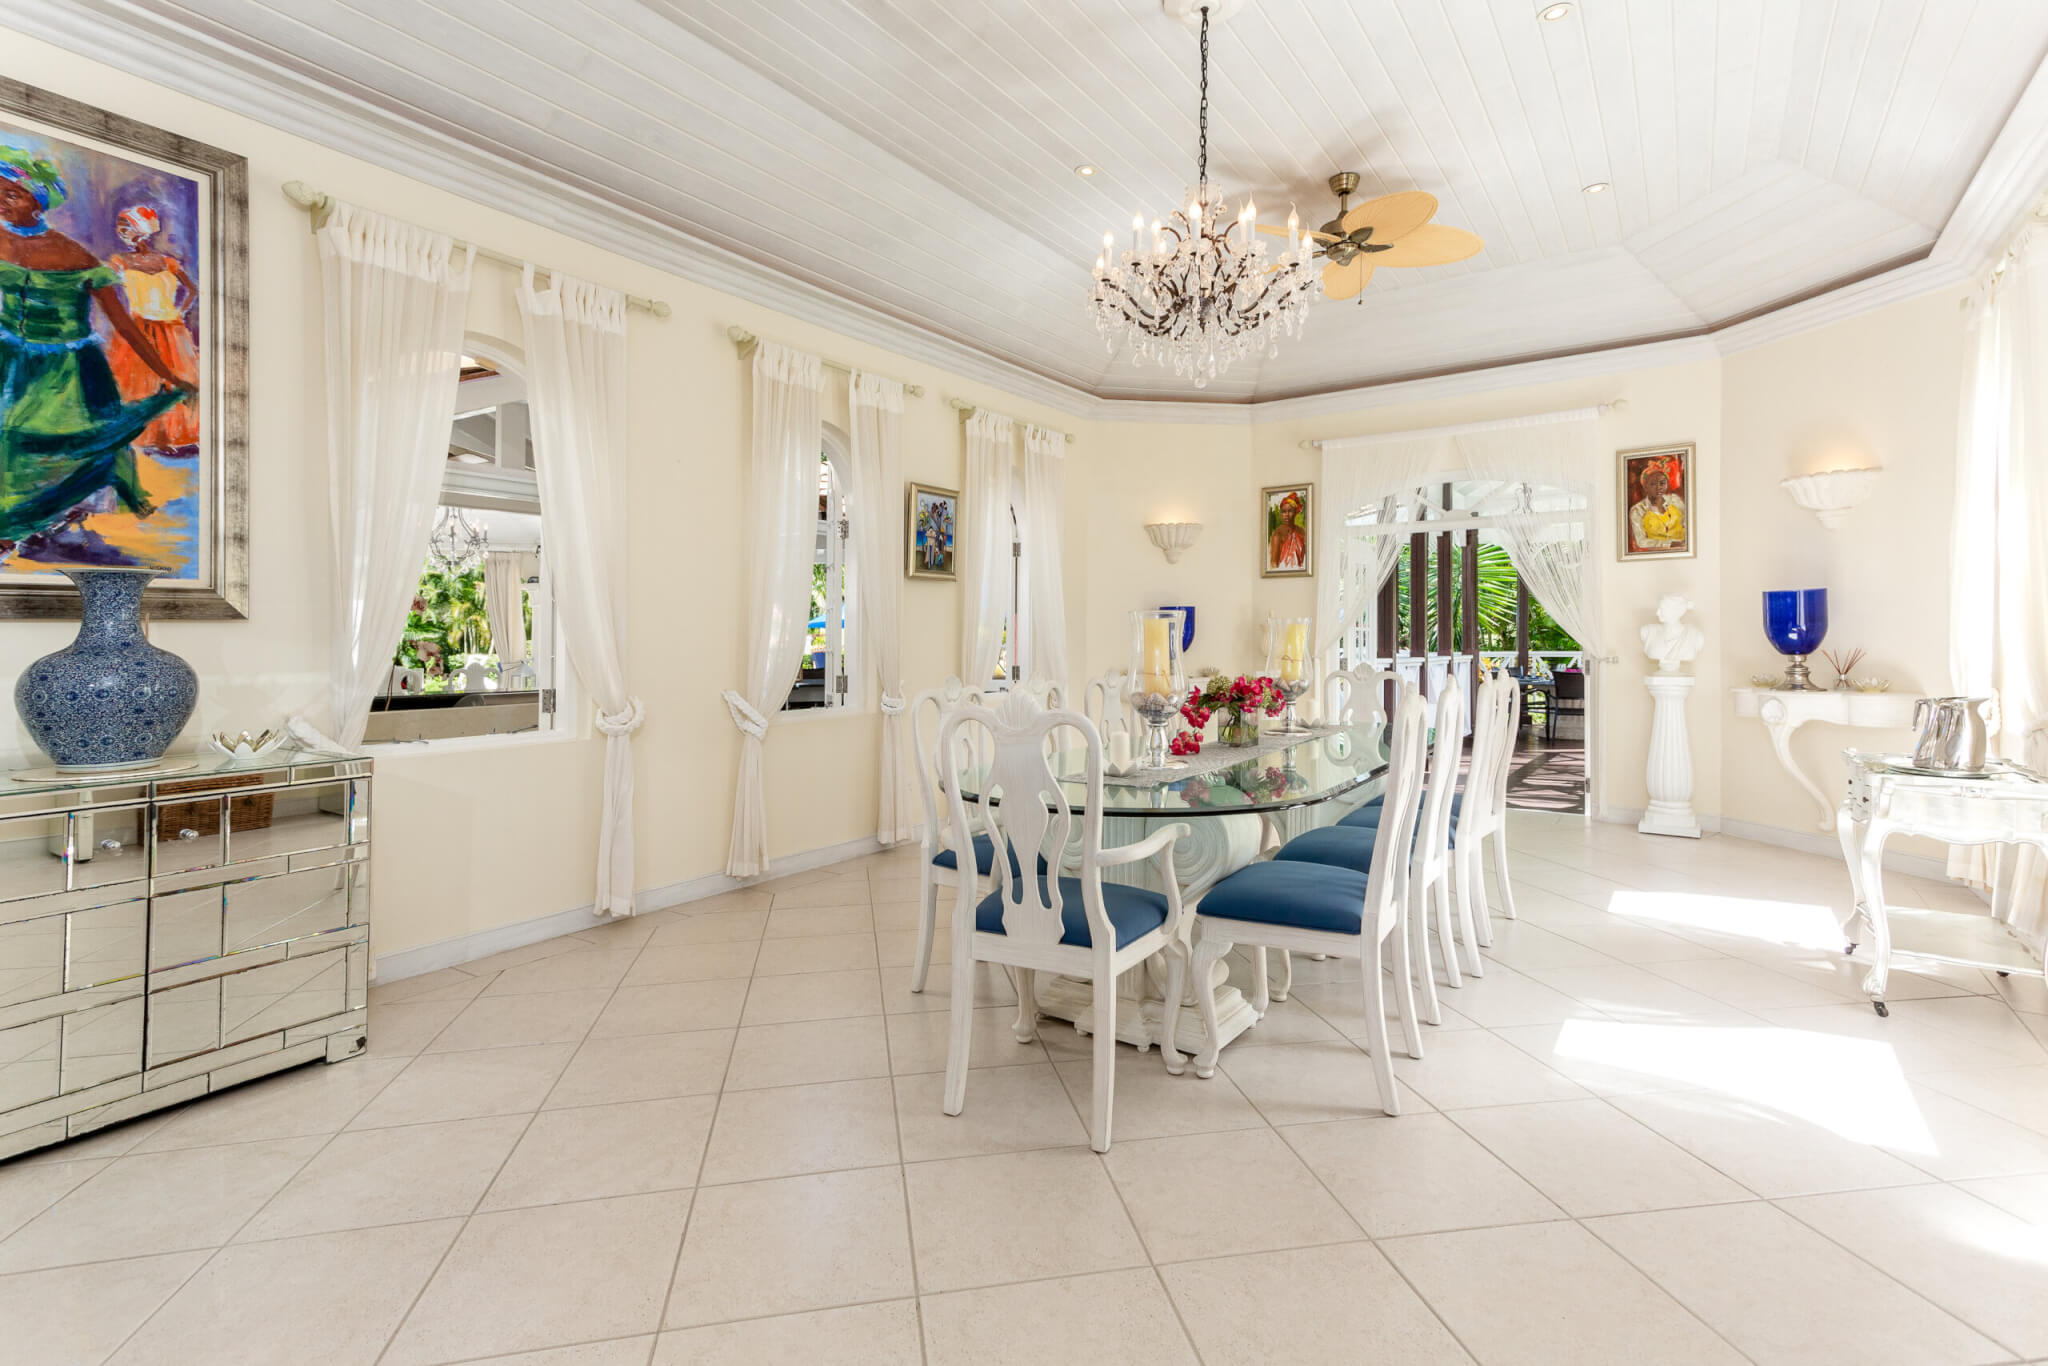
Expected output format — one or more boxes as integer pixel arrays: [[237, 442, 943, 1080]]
[[1875, 757, 2006, 780]]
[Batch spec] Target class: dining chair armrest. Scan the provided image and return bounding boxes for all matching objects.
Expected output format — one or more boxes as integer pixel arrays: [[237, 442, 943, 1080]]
[[1095, 822, 1191, 868]]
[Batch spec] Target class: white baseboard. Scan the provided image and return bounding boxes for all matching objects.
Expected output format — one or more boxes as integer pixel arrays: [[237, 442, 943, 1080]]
[[1714, 816, 1956, 882], [1596, 806, 1723, 834], [372, 832, 902, 983], [1597, 806, 1956, 882]]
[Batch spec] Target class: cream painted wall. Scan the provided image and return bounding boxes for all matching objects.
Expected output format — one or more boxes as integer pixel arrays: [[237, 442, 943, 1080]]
[[1077, 421, 1260, 681], [1718, 288, 1967, 843]]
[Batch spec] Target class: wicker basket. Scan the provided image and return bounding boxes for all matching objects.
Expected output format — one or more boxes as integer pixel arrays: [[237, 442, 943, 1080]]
[[158, 773, 275, 837]]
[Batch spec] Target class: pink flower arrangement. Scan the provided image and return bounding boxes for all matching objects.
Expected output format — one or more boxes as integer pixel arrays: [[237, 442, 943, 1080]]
[[1189, 674, 1286, 725]]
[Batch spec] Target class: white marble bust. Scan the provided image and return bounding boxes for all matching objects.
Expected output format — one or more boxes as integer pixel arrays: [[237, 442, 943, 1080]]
[[1640, 594, 1704, 673]]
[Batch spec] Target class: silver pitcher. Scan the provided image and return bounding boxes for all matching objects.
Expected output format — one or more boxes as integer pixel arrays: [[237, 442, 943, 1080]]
[[1911, 696, 1994, 773]]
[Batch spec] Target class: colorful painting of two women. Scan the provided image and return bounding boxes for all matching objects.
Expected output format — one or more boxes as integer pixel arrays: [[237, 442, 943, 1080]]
[[0, 126, 202, 578]]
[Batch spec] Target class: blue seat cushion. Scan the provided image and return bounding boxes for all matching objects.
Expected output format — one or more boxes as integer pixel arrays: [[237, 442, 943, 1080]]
[[1272, 824, 1386, 876], [1198, 860, 1370, 936], [932, 833, 1048, 878], [974, 877, 1169, 949], [1338, 791, 1461, 831]]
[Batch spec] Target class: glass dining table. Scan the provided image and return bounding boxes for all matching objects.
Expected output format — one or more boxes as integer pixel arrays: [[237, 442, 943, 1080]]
[[952, 723, 1392, 1059]]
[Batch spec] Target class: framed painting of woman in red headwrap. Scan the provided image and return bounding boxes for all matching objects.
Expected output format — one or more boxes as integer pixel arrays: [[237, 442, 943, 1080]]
[[1618, 444, 1695, 561], [1261, 483, 1313, 578], [0, 78, 247, 618]]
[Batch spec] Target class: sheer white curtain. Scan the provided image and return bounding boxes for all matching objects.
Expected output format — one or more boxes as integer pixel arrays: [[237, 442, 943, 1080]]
[[517, 265, 643, 916], [483, 551, 527, 671], [960, 408, 1013, 689], [309, 202, 473, 750], [1016, 423, 1070, 698], [726, 342, 824, 877], [1949, 230, 2048, 945], [848, 371, 915, 845]]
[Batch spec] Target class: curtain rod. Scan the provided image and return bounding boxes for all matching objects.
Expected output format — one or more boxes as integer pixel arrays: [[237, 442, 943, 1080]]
[[281, 181, 671, 317], [1300, 398, 1627, 450], [726, 326, 925, 398], [945, 397, 1075, 443]]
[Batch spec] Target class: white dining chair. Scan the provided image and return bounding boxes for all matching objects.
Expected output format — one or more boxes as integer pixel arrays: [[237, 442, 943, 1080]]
[[1166, 688, 1430, 1114], [1324, 664, 1399, 727], [1083, 669, 1134, 745], [937, 689, 1190, 1152], [1283, 680, 1468, 1012], [1455, 674, 1521, 951], [909, 677, 989, 993]]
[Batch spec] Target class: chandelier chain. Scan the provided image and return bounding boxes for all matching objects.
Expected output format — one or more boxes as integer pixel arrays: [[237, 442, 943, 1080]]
[[1086, 1, 1318, 387], [1197, 5, 1209, 193]]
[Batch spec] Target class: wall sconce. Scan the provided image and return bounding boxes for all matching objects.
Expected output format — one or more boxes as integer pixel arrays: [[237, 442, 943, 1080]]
[[1780, 467, 1882, 530], [1145, 522, 1203, 564]]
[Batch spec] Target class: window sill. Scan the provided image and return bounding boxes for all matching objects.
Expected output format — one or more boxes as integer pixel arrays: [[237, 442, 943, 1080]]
[[366, 727, 585, 760], [773, 704, 875, 728]]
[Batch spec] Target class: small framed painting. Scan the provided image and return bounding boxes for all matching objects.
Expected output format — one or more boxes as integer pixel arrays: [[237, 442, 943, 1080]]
[[906, 481, 957, 580], [0, 78, 249, 618], [1618, 444, 1695, 561], [1261, 482, 1312, 578]]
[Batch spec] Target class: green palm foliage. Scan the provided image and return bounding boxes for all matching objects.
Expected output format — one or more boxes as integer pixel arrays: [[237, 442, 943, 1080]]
[[1393, 540, 1578, 652]]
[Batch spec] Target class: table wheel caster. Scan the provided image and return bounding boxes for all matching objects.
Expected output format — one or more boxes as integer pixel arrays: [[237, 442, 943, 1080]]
[[1843, 942, 1857, 956], [1872, 1000, 1889, 1018], [1998, 970, 2012, 978]]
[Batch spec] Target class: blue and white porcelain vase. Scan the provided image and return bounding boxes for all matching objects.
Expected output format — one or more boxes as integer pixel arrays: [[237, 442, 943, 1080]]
[[15, 568, 198, 771]]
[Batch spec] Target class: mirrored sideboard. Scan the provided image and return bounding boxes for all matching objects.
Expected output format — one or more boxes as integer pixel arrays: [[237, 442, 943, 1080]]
[[0, 748, 371, 1160]]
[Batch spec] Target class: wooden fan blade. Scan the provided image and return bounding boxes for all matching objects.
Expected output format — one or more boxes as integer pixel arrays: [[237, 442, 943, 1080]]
[[1322, 258, 1373, 301], [1257, 223, 1341, 243], [1374, 222, 1484, 267], [1340, 190, 1439, 242]]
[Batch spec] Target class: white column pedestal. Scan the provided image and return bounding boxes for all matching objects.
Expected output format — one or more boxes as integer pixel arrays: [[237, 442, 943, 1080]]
[[1639, 672, 1701, 838]]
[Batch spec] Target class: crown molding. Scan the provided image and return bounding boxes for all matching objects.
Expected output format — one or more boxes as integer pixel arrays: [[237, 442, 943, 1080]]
[[0, 5, 1107, 420], [11, 9, 2046, 424]]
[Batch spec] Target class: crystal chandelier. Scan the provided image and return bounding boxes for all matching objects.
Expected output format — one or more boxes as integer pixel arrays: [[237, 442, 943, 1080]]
[[1089, 2, 1319, 388], [427, 507, 488, 575]]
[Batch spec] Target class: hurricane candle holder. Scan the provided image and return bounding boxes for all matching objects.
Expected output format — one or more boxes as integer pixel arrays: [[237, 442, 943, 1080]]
[[1762, 589, 1829, 692], [1130, 608, 1188, 768], [1266, 614, 1313, 733]]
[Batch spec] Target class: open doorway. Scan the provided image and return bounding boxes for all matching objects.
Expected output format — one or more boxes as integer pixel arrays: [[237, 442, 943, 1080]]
[[1354, 480, 1588, 815]]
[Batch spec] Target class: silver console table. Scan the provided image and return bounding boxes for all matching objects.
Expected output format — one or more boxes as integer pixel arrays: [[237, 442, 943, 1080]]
[[1836, 748, 2048, 1016], [0, 747, 370, 1160]]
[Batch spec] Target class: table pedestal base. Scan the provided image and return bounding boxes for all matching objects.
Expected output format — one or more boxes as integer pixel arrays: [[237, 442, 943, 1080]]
[[1032, 810, 1267, 1057]]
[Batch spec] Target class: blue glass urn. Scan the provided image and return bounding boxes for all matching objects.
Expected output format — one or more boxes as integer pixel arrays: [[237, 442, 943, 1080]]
[[15, 568, 198, 770], [1762, 588, 1828, 691], [1161, 605, 1196, 652]]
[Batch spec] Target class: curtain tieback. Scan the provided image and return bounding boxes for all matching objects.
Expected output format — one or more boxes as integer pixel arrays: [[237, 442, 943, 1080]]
[[722, 689, 768, 739], [596, 697, 645, 738], [284, 716, 344, 754], [879, 689, 907, 716]]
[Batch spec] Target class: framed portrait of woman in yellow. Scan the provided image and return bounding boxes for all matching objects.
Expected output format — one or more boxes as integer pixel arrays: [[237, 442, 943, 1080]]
[[0, 78, 247, 618], [1618, 444, 1695, 562]]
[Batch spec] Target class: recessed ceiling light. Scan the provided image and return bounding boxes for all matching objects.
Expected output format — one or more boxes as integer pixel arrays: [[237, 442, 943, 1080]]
[[1583, 181, 1611, 195], [1539, 3, 1573, 19], [1075, 164, 1098, 177]]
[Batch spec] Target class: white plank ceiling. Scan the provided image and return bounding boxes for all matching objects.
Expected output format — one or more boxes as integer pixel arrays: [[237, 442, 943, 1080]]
[[19, 0, 2048, 401]]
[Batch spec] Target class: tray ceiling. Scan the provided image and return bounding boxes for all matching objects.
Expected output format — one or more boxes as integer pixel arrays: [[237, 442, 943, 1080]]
[[16, 0, 2048, 403]]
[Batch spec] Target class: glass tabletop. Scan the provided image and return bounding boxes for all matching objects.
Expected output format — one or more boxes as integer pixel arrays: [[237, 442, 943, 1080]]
[[957, 725, 1391, 817]]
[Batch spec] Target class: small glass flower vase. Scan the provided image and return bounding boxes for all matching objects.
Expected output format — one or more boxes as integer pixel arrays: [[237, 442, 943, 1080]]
[[1218, 713, 1259, 746]]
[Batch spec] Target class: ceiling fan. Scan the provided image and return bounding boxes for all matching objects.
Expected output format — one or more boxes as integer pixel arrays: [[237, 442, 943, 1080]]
[[1261, 172, 1484, 301]]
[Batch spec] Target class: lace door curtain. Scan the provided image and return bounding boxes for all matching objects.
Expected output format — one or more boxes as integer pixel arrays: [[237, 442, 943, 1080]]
[[960, 409, 1014, 690], [1316, 410, 1605, 693]]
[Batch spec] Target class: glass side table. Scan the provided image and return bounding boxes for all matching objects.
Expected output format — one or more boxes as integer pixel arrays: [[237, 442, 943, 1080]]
[[1836, 749, 2048, 1016]]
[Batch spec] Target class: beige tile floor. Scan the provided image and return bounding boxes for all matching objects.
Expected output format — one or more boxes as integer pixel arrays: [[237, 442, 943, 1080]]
[[6, 811, 2048, 1364]]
